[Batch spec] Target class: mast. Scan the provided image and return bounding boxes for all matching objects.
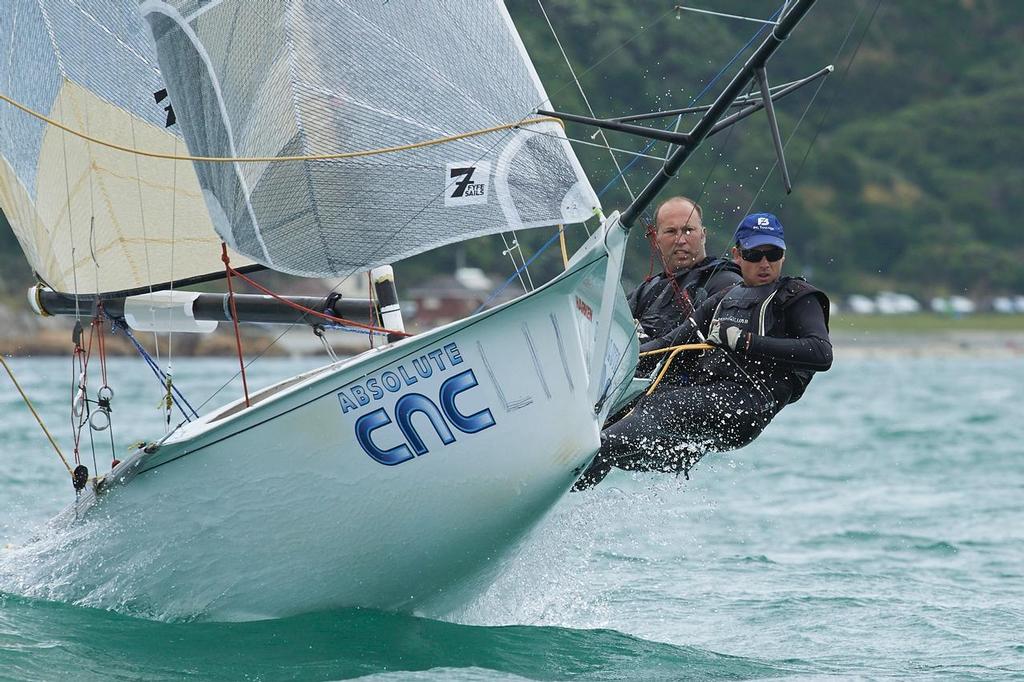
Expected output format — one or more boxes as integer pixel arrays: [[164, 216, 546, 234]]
[[619, 0, 818, 229]]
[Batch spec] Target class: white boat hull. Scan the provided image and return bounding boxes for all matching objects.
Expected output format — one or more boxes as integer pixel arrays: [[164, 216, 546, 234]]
[[44, 223, 639, 620]]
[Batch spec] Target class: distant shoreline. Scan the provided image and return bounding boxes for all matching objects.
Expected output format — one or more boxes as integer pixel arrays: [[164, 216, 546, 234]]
[[831, 330, 1024, 358], [3, 304, 1023, 359], [4, 329, 1021, 360]]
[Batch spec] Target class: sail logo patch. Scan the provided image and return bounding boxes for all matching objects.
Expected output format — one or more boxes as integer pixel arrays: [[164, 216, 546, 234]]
[[445, 162, 489, 206]]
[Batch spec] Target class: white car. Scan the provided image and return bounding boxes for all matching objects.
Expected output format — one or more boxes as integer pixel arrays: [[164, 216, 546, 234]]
[[876, 291, 920, 314], [993, 296, 1015, 314], [948, 296, 976, 314], [847, 294, 876, 314]]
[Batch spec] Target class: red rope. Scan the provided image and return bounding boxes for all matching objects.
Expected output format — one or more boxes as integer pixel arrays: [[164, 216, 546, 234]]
[[646, 220, 694, 315], [225, 265, 410, 338], [367, 271, 375, 349], [95, 303, 108, 387], [70, 315, 98, 464], [221, 244, 251, 408]]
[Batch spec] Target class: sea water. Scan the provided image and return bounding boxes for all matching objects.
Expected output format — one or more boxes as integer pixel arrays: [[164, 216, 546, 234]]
[[1, 355, 1021, 680]]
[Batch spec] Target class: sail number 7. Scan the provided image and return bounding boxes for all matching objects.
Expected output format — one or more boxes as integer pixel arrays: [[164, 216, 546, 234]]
[[445, 162, 490, 206]]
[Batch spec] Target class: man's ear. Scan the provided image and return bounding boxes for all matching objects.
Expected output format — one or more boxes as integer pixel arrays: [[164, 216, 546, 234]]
[[730, 246, 741, 264]]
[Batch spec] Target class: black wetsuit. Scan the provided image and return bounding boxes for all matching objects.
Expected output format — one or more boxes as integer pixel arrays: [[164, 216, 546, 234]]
[[575, 276, 832, 490], [629, 256, 743, 342], [628, 257, 742, 382]]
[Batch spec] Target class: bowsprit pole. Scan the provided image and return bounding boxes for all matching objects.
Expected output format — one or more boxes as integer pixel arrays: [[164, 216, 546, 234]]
[[618, 0, 818, 231]]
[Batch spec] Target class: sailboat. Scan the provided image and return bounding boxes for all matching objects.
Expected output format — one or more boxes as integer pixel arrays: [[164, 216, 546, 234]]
[[0, 0, 820, 619]]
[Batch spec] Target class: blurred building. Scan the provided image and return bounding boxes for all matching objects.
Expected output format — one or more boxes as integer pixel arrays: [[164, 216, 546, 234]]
[[406, 267, 523, 330]]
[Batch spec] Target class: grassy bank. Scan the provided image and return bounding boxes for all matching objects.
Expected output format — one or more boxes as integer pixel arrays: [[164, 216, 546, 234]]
[[832, 314, 1024, 334]]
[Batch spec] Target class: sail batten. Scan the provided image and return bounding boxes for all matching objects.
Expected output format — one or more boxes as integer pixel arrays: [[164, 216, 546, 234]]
[[142, 0, 600, 278]]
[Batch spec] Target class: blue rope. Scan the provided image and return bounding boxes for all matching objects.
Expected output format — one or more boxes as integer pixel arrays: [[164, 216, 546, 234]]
[[596, 3, 785, 200], [112, 322, 200, 421], [473, 230, 563, 314]]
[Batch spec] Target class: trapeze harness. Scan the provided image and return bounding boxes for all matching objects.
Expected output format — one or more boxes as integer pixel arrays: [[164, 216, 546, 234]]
[[696, 276, 830, 406], [629, 257, 742, 342]]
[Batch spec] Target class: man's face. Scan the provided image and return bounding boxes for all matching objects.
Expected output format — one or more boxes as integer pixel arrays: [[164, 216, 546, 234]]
[[732, 245, 785, 286], [655, 201, 706, 273]]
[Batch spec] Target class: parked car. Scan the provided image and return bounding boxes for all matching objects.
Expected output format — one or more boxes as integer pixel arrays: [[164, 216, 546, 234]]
[[933, 296, 975, 314], [847, 294, 876, 314], [992, 296, 1016, 314], [876, 291, 920, 314]]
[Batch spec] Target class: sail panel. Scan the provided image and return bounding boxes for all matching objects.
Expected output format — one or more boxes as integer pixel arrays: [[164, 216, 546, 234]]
[[142, 0, 601, 277], [0, 0, 251, 295]]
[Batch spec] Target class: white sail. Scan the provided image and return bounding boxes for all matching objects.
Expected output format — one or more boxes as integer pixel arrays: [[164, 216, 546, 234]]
[[140, 0, 601, 278], [0, 0, 251, 295]]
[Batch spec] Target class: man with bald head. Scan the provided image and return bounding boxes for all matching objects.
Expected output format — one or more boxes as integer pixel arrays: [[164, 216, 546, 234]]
[[629, 196, 741, 356]]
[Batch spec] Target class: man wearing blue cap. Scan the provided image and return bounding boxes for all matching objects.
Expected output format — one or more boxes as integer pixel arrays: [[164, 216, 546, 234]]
[[574, 212, 832, 490]]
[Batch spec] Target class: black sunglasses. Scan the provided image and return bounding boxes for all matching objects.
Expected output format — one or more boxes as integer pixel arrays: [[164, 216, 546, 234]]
[[739, 246, 785, 263]]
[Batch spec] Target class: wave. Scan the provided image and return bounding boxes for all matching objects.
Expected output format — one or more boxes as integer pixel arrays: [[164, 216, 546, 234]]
[[803, 529, 961, 554], [0, 595, 797, 681]]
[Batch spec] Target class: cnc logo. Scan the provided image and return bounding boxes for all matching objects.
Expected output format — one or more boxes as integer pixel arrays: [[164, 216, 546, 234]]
[[445, 162, 489, 206], [337, 342, 496, 466]]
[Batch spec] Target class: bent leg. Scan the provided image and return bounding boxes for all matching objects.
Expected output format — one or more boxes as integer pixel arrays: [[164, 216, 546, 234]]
[[573, 381, 774, 490]]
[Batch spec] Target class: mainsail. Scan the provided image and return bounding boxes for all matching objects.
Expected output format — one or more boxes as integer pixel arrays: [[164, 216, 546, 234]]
[[141, 0, 601, 277], [0, 0, 251, 295]]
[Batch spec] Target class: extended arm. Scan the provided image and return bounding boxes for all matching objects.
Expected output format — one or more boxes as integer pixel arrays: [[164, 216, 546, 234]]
[[747, 295, 833, 370], [637, 290, 725, 353]]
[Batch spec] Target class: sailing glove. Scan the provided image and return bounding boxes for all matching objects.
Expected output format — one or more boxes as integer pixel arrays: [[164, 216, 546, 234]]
[[707, 321, 748, 352]]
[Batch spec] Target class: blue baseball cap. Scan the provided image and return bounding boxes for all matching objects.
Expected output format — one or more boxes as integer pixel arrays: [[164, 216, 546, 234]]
[[734, 213, 786, 250]]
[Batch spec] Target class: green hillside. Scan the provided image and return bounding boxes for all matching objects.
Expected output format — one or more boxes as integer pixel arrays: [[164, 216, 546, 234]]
[[2, 0, 1021, 300]]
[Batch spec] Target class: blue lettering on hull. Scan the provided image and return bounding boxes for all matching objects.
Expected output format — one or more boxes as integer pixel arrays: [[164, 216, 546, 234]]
[[337, 342, 496, 466]]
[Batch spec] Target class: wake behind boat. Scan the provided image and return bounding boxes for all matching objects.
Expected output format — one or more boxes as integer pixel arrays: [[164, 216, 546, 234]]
[[0, 0, 821, 619]]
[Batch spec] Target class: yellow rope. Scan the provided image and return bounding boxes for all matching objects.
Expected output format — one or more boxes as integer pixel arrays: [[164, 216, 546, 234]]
[[0, 90, 562, 163], [639, 342, 713, 357], [557, 224, 569, 270], [0, 354, 73, 476], [643, 342, 715, 396]]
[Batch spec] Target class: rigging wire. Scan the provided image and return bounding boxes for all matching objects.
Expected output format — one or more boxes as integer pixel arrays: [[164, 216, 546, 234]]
[[674, 5, 780, 26], [593, 2, 796, 410], [595, 2, 785, 201], [158, 2, 790, 431], [789, 0, 883, 189], [114, 321, 200, 421], [167, 137, 181, 380], [55, 91, 81, 322], [520, 126, 673, 161], [743, 0, 879, 215], [128, 115, 162, 369], [499, 232, 531, 292], [221, 245, 251, 408], [0, 354, 73, 476], [600, 1, 880, 410], [537, 0, 637, 202]]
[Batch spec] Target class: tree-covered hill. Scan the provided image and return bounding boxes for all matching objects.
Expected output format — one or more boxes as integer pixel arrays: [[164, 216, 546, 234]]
[[2, 0, 1021, 302]]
